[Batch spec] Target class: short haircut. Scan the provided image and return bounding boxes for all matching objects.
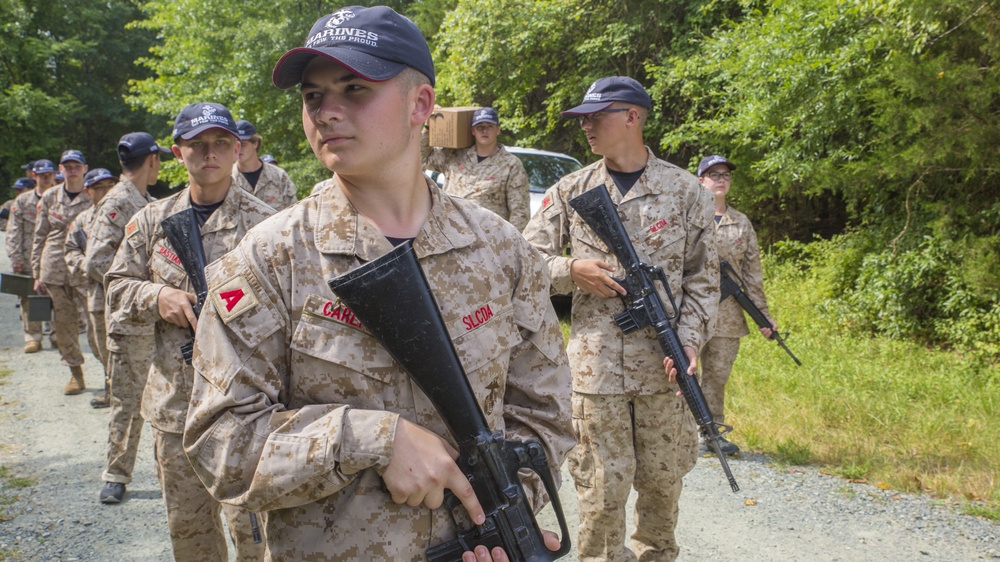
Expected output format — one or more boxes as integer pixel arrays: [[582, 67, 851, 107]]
[[396, 67, 432, 93], [121, 152, 157, 174]]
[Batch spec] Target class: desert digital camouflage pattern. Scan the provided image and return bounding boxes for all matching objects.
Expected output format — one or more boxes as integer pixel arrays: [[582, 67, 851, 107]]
[[184, 179, 574, 561], [231, 161, 297, 211], [522, 147, 718, 562], [5, 189, 44, 343], [0, 199, 13, 231], [105, 184, 272, 560], [421, 132, 531, 231], [64, 206, 107, 366]]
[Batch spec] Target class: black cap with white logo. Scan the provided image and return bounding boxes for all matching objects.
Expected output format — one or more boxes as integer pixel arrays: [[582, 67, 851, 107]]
[[60, 149, 87, 165], [33, 160, 57, 174], [172, 102, 240, 141], [118, 132, 171, 162], [273, 6, 435, 89], [562, 76, 652, 116], [84, 168, 118, 188], [471, 107, 499, 126], [697, 155, 737, 177]]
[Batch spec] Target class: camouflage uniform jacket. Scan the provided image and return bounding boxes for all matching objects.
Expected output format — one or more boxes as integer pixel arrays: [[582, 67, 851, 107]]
[[0, 199, 14, 231], [713, 206, 769, 338], [32, 185, 92, 285], [232, 162, 297, 211], [183, 179, 574, 561], [421, 133, 531, 231], [64, 206, 103, 311], [4, 190, 42, 271], [105, 185, 274, 434], [85, 178, 155, 335], [523, 147, 720, 395]]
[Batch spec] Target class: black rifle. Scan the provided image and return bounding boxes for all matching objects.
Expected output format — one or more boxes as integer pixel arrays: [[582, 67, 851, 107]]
[[329, 241, 571, 562], [160, 207, 262, 544], [720, 260, 801, 366], [569, 185, 740, 493], [159, 208, 208, 365], [73, 227, 88, 253]]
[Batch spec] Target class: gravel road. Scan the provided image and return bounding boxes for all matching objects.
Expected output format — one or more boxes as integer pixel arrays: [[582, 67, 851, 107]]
[[0, 231, 997, 561]]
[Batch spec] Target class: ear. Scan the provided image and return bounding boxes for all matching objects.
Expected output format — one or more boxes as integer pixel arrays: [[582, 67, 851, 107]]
[[411, 83, 436, 128], [171, 145, 183, 162]]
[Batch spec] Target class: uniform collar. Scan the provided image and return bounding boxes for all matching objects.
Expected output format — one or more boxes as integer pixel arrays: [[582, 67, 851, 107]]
[[170, 182, 242, 234], [593, 146, 657, 205], [314, 176, 477, 261]]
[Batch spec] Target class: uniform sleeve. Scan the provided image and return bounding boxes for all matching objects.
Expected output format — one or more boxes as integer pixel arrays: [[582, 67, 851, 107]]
[[740, 220, 771, 320], [676, 187, 720, 351], [85, 203, 128, 285], [5, 199, 26, 270], [64, 216, 87, 285], [420, 127, 458, 173], [184, 234, 399, 513], [30, 197, 50, 279], [505, 156, 531, 232], [277, 168, 298, 210], [522, 184, 576, 296], [105, 212, 167, 331]]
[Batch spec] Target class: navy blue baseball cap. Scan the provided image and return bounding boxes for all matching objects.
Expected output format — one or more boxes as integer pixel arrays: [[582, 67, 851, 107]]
[[261, 154, 277, 164], [84, 168, 117, 188], [60, 149, 86, 164], [273, 6, 435, 89], [12, 177, 35, 190], [562, 76, 652, 116], [697, 154, 737, 177], [118, 132, 171, 162], [471, 107, 499, 127], [20, 161, 35, 171], [33, 160, 57, 174], [172, 102, 240, 141], [235, 120, 257, 140]]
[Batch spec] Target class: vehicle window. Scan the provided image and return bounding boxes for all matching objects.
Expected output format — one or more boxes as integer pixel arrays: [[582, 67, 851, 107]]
[[516, 154, 582, 193]]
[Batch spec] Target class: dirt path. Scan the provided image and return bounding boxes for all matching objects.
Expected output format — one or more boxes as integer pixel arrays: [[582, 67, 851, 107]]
[[1, 231, 997, 561]]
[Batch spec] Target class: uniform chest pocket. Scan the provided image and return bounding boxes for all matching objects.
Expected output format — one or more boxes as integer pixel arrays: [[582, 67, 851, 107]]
[[570, 221, 611, 262], [149, 242, 190, 289]]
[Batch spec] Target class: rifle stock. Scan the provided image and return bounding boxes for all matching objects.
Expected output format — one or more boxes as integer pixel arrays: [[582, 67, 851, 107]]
[[720, 261, 801, 366], [569, 185, 740, 493], [328, 241, 571, 562], [159, 208, 208, 365]]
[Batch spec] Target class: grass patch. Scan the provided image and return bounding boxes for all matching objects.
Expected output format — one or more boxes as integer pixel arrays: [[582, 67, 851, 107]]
[[0, 465, 37, 524]]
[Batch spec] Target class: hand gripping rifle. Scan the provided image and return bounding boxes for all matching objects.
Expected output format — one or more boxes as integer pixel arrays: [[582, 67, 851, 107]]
[[568, 185, 740, 493], [160, 207, 263, 544], [720, 260, 801, 366], [329, 241, 571, 562]]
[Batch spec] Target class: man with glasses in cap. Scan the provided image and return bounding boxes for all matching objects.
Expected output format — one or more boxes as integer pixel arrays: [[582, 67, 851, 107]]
[[104, 103, 271, 559], [89, 131, 167, 502], [523, 76, 719, 562], [232, 119, 298, 211], [6, 161, 58, 353], [32, 151, 92, 394], [183, 6, 573, 561], [421, 106, 531, 231], [65, 168, 117, 405], [696, 154, 776, 458], [2, 177, 34, 232]]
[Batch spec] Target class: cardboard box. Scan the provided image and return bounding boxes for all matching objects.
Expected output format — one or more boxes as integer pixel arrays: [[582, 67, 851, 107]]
[[428, 107, 477, 149], [0, 272, 36, 296]]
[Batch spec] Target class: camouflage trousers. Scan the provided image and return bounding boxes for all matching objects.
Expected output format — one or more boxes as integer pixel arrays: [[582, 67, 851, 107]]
[[102, 334, 152, 484], [46, 283, 84, 367], [151, 429, 264, 562], [85, 309, 108, 371], [18, 294, 42, 343], [568, 391, 697, 562], [700, 336, 741, 424]]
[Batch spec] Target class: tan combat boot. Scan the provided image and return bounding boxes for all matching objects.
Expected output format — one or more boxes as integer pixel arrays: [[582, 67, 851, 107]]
[[90, 378, 111, 409], [64, 366, 85, 395], [24, 340, 41, 353]]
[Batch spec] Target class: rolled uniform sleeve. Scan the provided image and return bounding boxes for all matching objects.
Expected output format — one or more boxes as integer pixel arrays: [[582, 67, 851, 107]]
[[185, 234, 399, 513], [676, 188, 719, 352], [740, 223, 770, 319], [30, 197, 50, 280], [505, 158, 530, 232], [105, 214, 168, 332], [522, 185, 576, 296]]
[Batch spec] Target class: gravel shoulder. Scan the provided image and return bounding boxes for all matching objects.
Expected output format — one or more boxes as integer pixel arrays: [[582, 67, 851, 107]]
[[1, 231, 997, 561]]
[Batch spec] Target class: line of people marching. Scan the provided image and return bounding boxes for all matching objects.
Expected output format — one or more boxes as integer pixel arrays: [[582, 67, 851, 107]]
[[1, 5, 778, 562]]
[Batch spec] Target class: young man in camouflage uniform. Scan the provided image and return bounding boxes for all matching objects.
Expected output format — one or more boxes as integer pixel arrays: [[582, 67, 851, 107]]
[[2, 177, 34, 232], [90, 132, 167, 502], [32, 150, 92, 394], [232, 119, 298, 210], [182, 7, 574, 562], [523, 76, 720, 562], [697, 154, 775, 457], [64, 168, 116, 407], [105, 104, 271, 560], [6, 162, 56, 353], [421, 106, 531, 231]]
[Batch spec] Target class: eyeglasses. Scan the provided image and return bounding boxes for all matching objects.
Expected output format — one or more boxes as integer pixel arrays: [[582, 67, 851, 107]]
[[705, 172, 732, 181], [577, 108, 630, 126]]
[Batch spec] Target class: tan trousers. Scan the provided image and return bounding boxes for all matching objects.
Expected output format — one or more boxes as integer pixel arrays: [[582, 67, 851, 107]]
[[102, 334, 152, 484], [152, 429, 264, 562], [85, 309, 108, 369], [19, 294, 42, 343], [569, 392, 697, 562], [45, 283, 84, 367], [700, 336, 742, 423]]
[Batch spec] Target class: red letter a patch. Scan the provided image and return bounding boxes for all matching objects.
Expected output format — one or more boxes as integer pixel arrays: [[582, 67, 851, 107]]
[[219, 289, 245, 311]]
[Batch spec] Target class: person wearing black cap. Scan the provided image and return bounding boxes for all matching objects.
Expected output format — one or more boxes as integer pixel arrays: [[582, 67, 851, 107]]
[[421, 106, 531, 230], [5, 165, 56, 353], [697, 154, 775, 458], [183, 7, 573, 562], [89, 131, 167, 502], [31, 150, 92, 395], [232, 119, 298, 210], [104, 102, 272, 560], [523, 76, 719, 561], [65, 169, 117, 407], [1, 178, 34, 232]]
